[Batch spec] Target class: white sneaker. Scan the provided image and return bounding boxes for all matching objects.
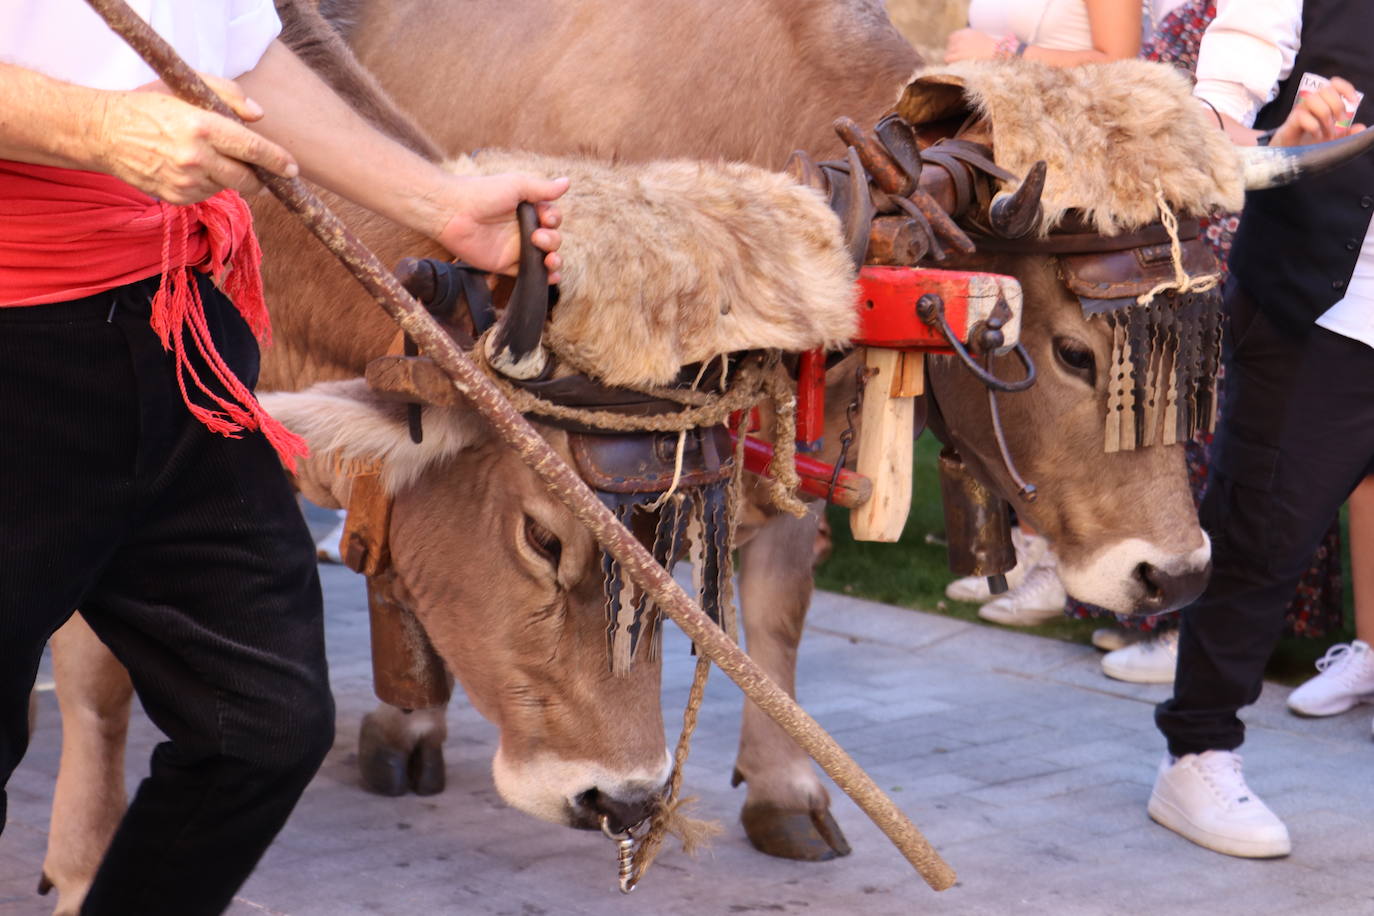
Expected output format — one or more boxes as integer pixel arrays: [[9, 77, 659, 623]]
[[316, 510, 347, 564], [1148, 751, 1291, 858], [945, 527, 1047, 603], [1091, 627, 1144, 652], [1102, 629, 1179, 684], [1286, 640, 1374, 717], [977, 556, 1067, 626]]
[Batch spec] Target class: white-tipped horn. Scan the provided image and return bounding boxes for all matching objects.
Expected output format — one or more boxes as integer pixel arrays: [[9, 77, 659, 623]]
[[1242, 128, 1374, 190], [485, 202, 551, 380]]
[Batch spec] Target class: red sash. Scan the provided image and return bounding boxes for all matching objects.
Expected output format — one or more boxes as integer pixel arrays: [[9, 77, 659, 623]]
[[0, 160, 306, 469]]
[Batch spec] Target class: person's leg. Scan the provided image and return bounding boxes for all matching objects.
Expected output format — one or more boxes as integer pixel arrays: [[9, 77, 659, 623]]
[[1150, 286, 1374, 856], [1348, 477, 1374, 644], [1286, 476, 1374, 716], [1157, 288, 1374, 754], [0, 291, 146, 838], [74, 279, 333, 916]]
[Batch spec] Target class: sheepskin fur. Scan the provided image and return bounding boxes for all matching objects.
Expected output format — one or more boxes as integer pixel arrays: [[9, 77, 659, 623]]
[[259, 381, 483, 495], [896, 59, 1244, 235], [446, 151, 859, 387]]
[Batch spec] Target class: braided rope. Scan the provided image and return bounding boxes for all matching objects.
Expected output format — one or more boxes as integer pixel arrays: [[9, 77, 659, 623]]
[[1136, 180, 1220, 307], [470, 333, 808, 517], [629, 656, 722, 883]]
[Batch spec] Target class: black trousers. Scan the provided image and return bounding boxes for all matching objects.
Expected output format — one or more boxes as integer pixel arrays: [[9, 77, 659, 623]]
[[1156, 281, 1374, 756], [0, 276, 333, 915]]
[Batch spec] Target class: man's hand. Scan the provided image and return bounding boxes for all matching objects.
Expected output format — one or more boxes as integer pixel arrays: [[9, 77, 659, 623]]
[[434, 173, 570, 283], [92, 74, 298, 205], [944, 28, 999, 63], [1273, 76, 1366, 147]]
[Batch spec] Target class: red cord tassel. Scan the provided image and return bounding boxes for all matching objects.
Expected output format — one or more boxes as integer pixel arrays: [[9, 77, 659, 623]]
[[152, 193, 308, 471]]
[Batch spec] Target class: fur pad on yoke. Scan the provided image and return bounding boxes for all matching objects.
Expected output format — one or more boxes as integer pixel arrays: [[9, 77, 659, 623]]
[[896, 59, 1245, 235], [446, 151, 858, 387]]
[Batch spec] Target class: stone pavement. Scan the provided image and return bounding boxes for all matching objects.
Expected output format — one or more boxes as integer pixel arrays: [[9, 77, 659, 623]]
[[4, 526, 1373, 914]]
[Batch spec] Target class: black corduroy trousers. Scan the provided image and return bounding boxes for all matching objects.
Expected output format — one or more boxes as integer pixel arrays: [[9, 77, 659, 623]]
[[1156, 281, 1374, 757], [0, 275, 334, 915]]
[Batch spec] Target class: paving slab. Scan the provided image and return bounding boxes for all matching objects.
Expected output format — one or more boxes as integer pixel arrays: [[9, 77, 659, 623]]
[[3, 530, 1373, 916]]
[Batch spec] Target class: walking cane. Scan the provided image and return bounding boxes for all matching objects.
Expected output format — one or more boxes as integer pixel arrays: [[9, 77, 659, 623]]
[[83, 0, 956, 892]]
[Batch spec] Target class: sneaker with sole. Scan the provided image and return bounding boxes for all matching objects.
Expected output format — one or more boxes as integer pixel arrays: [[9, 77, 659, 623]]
[[1091, 627, 1145, 652], [315, 509, 348, 564], [1102, 629, 1179, 684], [946, 527, 1047, 603], [1148, 750, 1290, 858], [977, 558, 1067, 626], [1286, 640, 1374, 717]]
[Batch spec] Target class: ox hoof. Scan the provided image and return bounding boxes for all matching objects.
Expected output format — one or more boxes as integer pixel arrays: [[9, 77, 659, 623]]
[[358, 714, 409, 797], [740, 801, 852, 862], [408, 739, 446, 796]]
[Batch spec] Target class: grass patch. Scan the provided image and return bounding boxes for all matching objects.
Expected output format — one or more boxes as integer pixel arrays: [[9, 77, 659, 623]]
[[814, 435, 1352, 686]]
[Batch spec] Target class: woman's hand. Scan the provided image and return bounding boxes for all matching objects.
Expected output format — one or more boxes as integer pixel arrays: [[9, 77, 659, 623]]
[[94, 73, 298, 204], [944, 28, 1000, 63], [434, 173, 570, 283], [1272, 76, 1366, 147]]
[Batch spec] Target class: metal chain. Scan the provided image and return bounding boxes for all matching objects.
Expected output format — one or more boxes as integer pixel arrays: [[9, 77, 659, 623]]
[[827, 361, 872, 501]]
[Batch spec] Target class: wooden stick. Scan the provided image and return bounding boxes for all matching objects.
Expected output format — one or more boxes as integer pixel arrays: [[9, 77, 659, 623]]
[[83, 0, 956, 891]]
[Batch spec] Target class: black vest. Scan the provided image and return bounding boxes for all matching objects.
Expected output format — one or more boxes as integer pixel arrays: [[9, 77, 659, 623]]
[[1228, 0, 1374, 334]]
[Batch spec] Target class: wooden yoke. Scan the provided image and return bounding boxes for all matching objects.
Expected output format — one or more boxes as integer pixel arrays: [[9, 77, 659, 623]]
[[844, 266, 1022, 542]]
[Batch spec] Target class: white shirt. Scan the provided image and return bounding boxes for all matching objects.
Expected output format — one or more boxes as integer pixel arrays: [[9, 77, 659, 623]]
[[968, 0, 1095, 53], [1194, 0, 1302, 126], [0, 0, 281, 90], [1194, 0, 1374, 348]]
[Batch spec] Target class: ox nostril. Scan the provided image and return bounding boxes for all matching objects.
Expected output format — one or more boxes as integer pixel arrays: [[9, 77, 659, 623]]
[[575, 787, 658, 835], [1132, 561, 1210, 615], [1135, 562, 1164, 601]]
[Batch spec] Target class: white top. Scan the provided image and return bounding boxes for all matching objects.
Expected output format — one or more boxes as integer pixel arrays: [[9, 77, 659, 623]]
[[1193, 0, 1374, 347], [967, 0, 1095, 52], [0, 0, 281, 90], [1194, 0, 1302, 126]]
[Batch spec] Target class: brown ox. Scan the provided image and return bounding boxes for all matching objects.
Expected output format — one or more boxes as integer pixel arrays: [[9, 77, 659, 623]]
[[42, 0, 1358, 908], [306, 0, 1223, 857]]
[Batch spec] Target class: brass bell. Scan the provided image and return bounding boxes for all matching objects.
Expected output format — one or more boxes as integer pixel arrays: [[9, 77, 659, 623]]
[[938, 447, 1015, 593]]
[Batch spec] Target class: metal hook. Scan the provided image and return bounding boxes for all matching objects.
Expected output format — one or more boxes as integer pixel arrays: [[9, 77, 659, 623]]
[[986, 378, 1037, 503], [600, 815, 639, 894], [916, 294, 1036, 393]]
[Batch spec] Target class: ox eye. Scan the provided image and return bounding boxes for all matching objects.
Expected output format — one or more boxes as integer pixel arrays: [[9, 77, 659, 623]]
[[1054, 337, 1095, 381], [524, 516, 563, 568]]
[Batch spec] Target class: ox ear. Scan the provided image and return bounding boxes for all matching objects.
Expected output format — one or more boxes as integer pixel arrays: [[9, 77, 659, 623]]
[[258, 379, 485, 502], [894, 71, 970, 126]]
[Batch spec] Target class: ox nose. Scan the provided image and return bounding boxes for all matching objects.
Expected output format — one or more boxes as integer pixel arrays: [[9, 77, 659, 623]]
[[1132, 561, 1211, 615], [572, 787, 661, 834]]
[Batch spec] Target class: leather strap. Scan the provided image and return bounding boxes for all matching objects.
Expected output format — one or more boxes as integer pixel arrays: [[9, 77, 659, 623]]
[[968, 218, 1201, 255]]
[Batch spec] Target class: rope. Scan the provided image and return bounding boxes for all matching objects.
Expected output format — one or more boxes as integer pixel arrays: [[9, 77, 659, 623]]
[[471, 331, 808, 516], [629, 656, 722, 883], [1136, 180, 1220, 306]]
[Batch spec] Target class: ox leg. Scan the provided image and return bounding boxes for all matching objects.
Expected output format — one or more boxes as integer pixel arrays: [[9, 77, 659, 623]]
[[42, 614, 134, 916], [733, 508, 851, 861], [357, 573, 451, 797], [358, 703, 448, 797]]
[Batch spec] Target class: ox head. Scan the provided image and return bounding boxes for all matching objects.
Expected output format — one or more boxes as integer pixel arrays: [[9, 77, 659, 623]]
[[262, 381, 670, 832], [891, 60, 1374, 614]]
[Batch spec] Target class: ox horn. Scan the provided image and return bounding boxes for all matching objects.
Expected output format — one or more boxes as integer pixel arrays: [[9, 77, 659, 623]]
[[484, 202, 552, 380], [986, 160, 1046, 240], [1241, 127, 1374, 189]]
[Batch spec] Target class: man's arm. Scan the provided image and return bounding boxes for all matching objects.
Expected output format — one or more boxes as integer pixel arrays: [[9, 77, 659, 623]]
[[0, 60, 297, 203], [234, 40, 565, 279], [1194, 0, 1303, 133]]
